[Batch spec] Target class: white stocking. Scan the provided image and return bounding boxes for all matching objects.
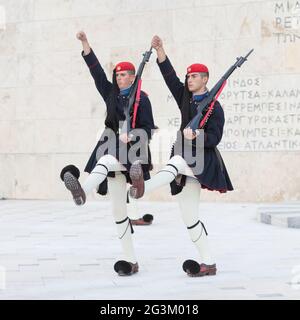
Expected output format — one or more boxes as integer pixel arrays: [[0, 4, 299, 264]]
[[82, 154, 126, 195], [108, 173, 137, 263], [142, 155, 194, 195], [177, 177, 214, 265]]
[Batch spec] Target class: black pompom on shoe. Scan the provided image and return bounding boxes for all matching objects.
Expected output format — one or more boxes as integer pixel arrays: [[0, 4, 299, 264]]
[[130, 214, 154, 226], [183, 260, 217, 277], [60, 164, 80, 181], [114, 260, 139, 276]]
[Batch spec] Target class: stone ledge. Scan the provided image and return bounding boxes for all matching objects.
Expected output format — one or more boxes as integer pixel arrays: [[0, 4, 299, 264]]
[[257, 206, 300, 228]]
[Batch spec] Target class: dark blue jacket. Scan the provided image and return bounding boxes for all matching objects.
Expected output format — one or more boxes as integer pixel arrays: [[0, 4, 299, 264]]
[[157, 56, 233, 194], [82, 49, 155, 194]]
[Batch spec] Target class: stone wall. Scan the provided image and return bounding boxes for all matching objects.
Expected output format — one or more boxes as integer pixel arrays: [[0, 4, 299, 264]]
[[0, 0, 299, 202]]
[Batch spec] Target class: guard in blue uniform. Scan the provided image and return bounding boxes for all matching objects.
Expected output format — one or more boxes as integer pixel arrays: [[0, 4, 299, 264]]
[[60, 31, 155, 276], [129, 35, 233, 277]]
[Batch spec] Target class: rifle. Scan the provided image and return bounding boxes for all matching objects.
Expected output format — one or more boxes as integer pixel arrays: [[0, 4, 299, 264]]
[[120, 47, 153, 137], [186, 49, 254, 132]]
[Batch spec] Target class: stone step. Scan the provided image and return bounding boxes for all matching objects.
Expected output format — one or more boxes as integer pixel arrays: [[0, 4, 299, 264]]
[[257, 206, 300, 228]]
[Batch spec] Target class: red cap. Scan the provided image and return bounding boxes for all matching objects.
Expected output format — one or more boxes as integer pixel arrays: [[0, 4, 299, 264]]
[[186, 63, 209, 74], [115, 61, 135, 73]]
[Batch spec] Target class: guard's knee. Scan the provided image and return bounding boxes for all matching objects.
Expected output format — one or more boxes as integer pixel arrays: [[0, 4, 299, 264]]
[[168, 155, 185, 170], [97, 154, 116, 168]]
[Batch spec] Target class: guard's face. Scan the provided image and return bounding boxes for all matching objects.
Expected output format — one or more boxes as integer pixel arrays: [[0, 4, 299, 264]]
[[116, 71, 135, 90], [187, 72, 208, 93]]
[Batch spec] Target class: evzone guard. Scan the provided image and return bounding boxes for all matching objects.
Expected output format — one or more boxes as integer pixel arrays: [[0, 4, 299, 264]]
[[60, 31, 155, 276], [129, 35, 236, 277]]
